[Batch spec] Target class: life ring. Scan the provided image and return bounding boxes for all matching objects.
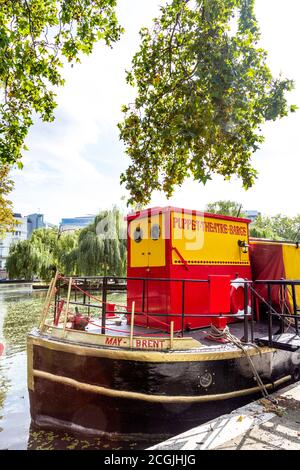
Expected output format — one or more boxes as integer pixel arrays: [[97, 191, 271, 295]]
[[230, 278, 251, 317]]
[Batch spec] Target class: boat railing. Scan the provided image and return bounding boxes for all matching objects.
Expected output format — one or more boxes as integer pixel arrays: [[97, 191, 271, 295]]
[[40, 274, 252, 340], [40, 274, 299, 349], [251, 279, 300, 349]]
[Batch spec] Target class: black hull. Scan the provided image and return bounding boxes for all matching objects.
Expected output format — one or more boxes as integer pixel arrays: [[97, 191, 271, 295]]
[[27, 332, 298, 439], [30, 388, 263, 441]]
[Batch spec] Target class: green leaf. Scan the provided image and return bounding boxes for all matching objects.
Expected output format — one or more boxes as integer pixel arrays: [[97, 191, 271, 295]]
[[119, 0, 294, 205], [0, 0, 122, 168]]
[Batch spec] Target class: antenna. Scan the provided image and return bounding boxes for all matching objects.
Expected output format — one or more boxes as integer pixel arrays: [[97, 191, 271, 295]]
[[236, 204, 242, 218]]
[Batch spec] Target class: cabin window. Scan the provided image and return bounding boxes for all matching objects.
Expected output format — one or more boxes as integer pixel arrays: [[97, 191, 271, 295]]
[[133, 226, 143, 243], [151, 224, 160, 240]]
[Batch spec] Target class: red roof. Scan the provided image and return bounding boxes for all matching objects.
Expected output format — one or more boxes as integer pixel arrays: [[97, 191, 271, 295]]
[[126, 206, 251, 224]]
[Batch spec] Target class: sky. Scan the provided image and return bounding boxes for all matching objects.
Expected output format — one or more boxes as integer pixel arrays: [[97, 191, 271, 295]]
[[10, 0, 300, 225]]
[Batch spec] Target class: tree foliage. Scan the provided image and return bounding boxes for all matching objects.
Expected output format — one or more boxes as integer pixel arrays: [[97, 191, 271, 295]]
[[76, 208, 126, 276], [5, 208, 127, 279], [119, 0, 296, 205], [250, 214, 300, 241], [6, 238, 44, 279], [6, 228, 64, 279], [0, 164, 16, 236], [206, 200, 245, 217], [206, 199, 300, 241], [0, 0, 122, 167]]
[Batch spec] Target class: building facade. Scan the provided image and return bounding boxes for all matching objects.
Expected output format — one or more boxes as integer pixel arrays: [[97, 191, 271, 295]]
[[0, 212, 56, 277], [0, 214, 28, 275], [245, 210, 261, 223], [27, 213, 45, 238], [27, 213, 56, 237], [59, 216, 95, 233]]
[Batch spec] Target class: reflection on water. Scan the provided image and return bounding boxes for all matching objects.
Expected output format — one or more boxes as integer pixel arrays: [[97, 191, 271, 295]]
[[0, 289, 145, 450], [0, 291, 45, 449], [27, 426, 139, 450], [2, 293, 44, 354]]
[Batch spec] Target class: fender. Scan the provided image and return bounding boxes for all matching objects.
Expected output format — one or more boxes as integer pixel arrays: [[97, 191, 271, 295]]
[[230, 278, 251, 316]]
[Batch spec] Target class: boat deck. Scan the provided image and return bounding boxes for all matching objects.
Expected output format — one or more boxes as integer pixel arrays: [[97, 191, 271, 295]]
[[82, 316, 292, 352]]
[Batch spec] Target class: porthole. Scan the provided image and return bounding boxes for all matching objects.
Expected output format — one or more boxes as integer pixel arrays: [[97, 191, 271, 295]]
[[199, 372, 213, 388], [151, 224, 160, 240], [133, 226, 143, 243]]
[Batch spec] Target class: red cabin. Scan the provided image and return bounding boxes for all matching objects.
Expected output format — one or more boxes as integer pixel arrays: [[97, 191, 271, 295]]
[[126, 207, 252, 331]]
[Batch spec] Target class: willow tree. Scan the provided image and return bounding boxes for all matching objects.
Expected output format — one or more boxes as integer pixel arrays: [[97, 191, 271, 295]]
[[76, 208, 126, 276], [5, 211, 127, 279], [0, 0, 122, 169], [5, 239, 44, 279], [57, 231, 79, 275], [5, 227, 78, 279], [119, 0, 296, 205]]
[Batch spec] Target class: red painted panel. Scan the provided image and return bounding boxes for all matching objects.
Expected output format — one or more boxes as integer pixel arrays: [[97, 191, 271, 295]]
[[249, 242, 285, 308], [127, 266, 172, 329], [127, 266, 252, 331], [209, 275, 231, 314], [167, 264, 251, 331], [127, 208, 251, 333]]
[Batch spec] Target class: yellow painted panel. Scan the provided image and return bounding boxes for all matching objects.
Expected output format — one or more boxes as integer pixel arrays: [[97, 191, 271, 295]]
[[130, 214, 166, 267], [148, 213, 166, 267], [171, 212, 250, 266], [282, 244, 300, 309], [130, 216, 150, 268]]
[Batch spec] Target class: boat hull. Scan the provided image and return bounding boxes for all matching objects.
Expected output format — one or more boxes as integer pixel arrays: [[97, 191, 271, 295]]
[[27, 331, 299, 440]]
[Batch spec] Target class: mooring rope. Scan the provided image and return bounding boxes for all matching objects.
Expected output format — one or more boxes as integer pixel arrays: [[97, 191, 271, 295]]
[[207, 324, 272, 401], [250, 284, 298, 333]]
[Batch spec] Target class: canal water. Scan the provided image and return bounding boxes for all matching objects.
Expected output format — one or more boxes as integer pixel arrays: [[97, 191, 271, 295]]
[[0, 289, 259, 450], [0, 289, 142, 450]]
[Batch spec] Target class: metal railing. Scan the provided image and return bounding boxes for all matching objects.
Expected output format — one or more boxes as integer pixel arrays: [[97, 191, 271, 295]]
[[253, 279, 300, 346], [51, 275, 299, 346], [53, 275, 252, 339]]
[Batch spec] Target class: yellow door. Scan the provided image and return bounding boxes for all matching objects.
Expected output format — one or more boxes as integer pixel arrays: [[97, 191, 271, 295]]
[[130, 214, 165, 268], [130, 216, 149, 268], [148, 213, 165, 267]]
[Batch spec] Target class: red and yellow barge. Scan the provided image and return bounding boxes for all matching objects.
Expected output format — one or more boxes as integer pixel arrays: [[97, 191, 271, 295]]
[[27, 207, 300, 439]]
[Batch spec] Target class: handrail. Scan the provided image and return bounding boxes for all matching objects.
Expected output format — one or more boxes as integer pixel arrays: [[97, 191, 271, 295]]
[[61, 275, 208, 283], [251, 279, 299, 345], [254, 279, 300, 285], [53, 274, 300, 345]]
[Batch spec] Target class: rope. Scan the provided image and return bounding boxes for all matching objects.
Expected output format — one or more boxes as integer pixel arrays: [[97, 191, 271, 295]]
[[58, 275, 170, 328], [138, 310, 170, 329], [207, 324, 273, 402], [278, 285, 294, 331], [58, 275, 128, 309], [250, 284, 298, 332], [250, 285, 286, 317]]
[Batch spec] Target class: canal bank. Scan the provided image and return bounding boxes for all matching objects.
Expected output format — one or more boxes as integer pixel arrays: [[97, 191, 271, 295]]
[[0, 281, 32, 294], [148, 381, 300, 450]]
